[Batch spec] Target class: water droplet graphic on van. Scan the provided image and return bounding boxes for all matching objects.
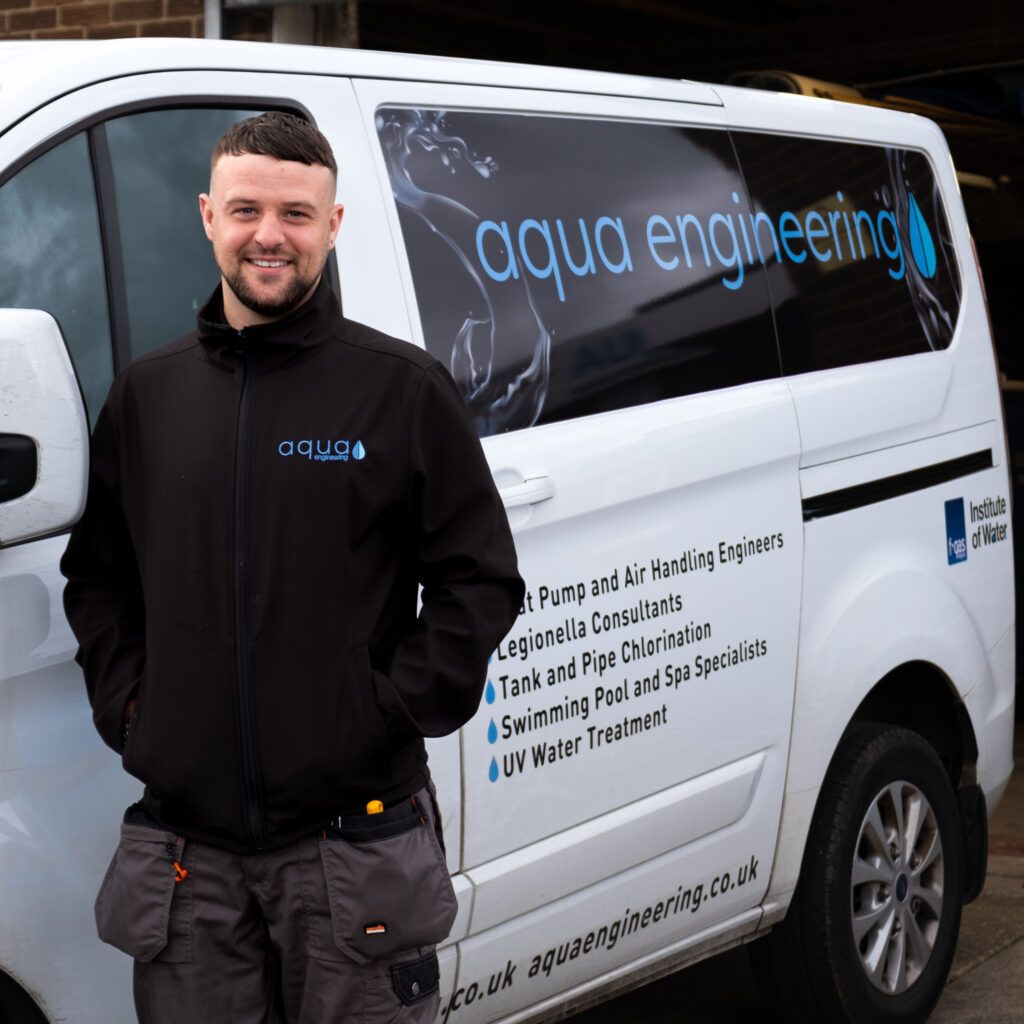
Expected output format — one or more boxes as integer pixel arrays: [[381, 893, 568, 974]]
[[352, 440, 366, 460], [488, 757, 499, 782], [485, 680, 496, 704], [487, 719, 497, 743], [908, 193, 936, 279]]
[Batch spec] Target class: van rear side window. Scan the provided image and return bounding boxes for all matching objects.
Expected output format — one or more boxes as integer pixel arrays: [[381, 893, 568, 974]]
[[731, 132, 962, 374], [377, 109, 779, 436]]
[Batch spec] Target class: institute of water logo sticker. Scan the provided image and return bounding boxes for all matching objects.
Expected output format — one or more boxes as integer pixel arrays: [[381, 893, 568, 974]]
[[945, 497, 967, 565]]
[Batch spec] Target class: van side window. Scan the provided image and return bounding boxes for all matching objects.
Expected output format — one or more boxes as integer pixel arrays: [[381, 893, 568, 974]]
[[731, 132, 962, 374], [102, 107, 261, 360], [376, 109, 779, 436], [0, 133, 113, 424]]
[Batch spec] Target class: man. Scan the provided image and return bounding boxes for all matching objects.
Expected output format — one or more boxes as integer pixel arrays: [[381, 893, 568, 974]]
[[60, 111, 524, 1024]]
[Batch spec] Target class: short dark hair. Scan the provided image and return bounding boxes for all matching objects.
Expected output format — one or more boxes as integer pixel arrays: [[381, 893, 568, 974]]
[[212, 111, 337, 179]]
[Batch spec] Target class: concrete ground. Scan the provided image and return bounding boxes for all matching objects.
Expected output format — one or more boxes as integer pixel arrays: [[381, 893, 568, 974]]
[[572, 726, 1024, 1023]]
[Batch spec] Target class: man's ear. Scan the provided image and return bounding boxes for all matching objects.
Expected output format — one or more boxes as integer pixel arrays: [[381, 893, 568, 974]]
[[198, 193, 215, 242], [329, 203, 344, 248]]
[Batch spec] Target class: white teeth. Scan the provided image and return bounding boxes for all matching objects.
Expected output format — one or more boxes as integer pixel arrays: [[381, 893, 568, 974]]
[[251, 259, 287, 268]]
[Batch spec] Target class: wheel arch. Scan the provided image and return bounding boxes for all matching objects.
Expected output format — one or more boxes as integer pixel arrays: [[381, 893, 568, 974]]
[[850, 660, 979, 789], [761, 566, 991, 917], [0, 967, 49, 1024]]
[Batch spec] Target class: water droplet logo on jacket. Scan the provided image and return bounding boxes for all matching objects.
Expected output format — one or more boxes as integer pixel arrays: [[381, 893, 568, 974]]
[[908, 193, 936, 279], [276, 439, 367, 462]]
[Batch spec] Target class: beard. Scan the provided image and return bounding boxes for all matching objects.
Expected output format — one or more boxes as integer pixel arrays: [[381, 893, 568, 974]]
[[221, 255, 323, 319]]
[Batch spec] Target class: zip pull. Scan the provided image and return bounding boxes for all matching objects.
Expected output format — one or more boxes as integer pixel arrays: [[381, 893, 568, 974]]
[[166, 838, 188, 883]]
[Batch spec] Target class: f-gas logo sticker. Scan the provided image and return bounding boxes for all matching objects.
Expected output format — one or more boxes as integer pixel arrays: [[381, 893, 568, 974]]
[[945, 497, 967, 565], [277, 439, 366, 463]]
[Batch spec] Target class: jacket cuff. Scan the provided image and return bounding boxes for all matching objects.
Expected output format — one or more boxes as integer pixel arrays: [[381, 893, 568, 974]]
[[371, 669, 420, 746]]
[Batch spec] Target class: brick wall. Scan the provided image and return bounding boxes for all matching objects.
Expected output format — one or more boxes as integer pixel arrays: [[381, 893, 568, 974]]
[[0, 0, 204, 40]]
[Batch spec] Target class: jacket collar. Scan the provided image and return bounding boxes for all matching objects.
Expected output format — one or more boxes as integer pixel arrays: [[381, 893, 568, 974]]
[[196, 275, 340, 370]]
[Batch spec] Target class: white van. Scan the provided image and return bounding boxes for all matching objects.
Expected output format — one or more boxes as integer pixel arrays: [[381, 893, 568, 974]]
[[0, 38, 1014, 1024]]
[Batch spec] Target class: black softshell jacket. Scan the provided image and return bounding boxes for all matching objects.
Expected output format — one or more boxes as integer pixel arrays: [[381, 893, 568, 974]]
[[61, 279, 525, 853]]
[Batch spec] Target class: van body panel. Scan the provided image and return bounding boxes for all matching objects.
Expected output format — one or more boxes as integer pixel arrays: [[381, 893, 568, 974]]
[[0, 532, 136, 1024], [964, 625, 1016, 810], [0, 39, 720, 144], [785, 353, 954, 469], [495, 909, 762, 1024], [764, 463, 1014, 905], [454, 843, 768, 1023], [0, 535, 138, 1024], [464, 751, 765, 933]]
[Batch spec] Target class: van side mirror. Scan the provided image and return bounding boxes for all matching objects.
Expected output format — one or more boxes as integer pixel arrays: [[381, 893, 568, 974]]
[[0, 309, 89, 547]]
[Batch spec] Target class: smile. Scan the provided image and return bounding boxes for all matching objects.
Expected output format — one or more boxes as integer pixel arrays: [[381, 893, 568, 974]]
[[248, 259, 289, 268]]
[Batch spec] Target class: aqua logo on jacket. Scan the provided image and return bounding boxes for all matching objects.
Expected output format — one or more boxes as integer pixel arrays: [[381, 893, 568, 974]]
[[277, 439, 366, 462]]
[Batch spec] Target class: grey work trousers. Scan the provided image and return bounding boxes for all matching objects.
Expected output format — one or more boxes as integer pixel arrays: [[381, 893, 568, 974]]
[[94, 788, 454, 1024]]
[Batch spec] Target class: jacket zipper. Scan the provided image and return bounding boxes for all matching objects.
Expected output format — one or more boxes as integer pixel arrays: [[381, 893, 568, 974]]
[[234, 340, 270, 851]]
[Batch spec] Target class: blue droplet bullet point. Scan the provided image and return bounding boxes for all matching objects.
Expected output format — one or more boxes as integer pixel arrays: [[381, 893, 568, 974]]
[[487, 719, 497, 744], [488, 757, 499, 783], [485, 680, 495, 704]]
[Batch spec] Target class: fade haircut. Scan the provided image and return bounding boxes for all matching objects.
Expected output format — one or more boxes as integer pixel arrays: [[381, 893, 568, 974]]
[[211, 111, 337, 180]]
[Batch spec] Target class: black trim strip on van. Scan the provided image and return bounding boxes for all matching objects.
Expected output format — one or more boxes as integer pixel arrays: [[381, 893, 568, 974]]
[[89, 123, 132, 373], [802, 449, 994, 522]]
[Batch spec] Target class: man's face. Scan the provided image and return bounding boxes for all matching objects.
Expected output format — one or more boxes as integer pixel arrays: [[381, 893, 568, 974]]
[[199, 153, 343, 326]]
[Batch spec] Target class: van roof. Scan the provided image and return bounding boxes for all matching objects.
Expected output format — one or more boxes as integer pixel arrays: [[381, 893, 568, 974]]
[[0, 38, 722, 134]]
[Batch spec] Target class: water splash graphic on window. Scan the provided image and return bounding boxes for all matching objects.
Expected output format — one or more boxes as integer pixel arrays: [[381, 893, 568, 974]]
[[886, 149, 956, 350], [376, 109, 550, 434]]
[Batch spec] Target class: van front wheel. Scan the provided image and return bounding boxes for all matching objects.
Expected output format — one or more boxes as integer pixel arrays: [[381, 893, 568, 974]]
[[750, 723, 964, 1023]]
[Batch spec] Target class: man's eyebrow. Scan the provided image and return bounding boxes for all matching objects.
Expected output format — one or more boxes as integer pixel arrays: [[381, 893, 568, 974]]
[[224, 197, 318, 210]]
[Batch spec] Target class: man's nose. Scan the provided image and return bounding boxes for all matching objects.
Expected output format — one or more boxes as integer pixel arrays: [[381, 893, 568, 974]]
[[253, 212, 286, 249]]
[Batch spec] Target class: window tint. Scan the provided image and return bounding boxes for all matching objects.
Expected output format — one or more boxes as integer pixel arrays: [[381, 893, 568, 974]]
[[104, 108, 260, 360], [730, 132, 961, 375], [377, 110, 779, 436], [0, 133, 113, 424]]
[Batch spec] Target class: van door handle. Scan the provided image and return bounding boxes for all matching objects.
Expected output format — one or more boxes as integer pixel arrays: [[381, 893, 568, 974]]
[[499, 475, 556, 509]]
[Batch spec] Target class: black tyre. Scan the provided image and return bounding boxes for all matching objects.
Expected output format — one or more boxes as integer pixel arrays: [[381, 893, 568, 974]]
[[750, 722, 964, 1023]]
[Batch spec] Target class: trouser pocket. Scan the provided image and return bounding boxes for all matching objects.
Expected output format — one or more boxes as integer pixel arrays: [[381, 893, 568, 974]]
[[318, 792, 457, 964], [94, 804, 193, 963]]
